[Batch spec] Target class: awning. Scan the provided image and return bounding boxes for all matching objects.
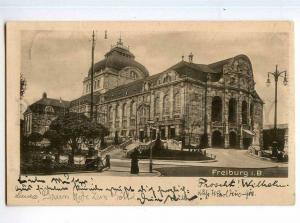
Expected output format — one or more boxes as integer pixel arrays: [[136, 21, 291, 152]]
[[243, 129, 255, 138]]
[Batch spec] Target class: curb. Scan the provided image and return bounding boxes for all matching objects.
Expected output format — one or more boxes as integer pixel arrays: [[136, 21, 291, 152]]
[[246, 152, 288, 165], [111, 158, 218, 164]]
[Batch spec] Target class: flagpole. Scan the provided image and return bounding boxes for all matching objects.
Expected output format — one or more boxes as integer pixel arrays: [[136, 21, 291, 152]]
[[90, 30, 95, 121]]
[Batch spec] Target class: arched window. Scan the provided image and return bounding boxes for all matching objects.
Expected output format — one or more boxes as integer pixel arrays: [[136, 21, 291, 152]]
[[154, 97, 160, 115], [115, 104, 120, 119], [228, 98, 237, 123], [122, 103, 127, 118], [163, 95, 170, 114], [130, 101, 136, 117], [130, 71, 137, 79], [108, 106, 113, 120], [211, 96, 222, 122], [144, 82, 150, 91], [250, 103, 254, 127], [45, 106, 54, 113], [242, 101, 248, 124], [163, 75, 171, 83], [174, 93, 181, 113]]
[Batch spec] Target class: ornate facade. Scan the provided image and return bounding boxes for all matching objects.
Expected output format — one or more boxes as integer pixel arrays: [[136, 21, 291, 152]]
[[25, 38, 264, 149], [23, 92, 70, 136]]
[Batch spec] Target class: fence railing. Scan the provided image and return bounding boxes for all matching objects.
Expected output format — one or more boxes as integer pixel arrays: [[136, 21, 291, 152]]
[[98, 144, 115, 156], [119, 138, 133, 150]]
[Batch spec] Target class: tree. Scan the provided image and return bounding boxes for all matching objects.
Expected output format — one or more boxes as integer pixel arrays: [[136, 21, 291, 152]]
[[44, 129, 65, 153], [27, 132, 43, 143], [20, 73, 27, 99], [49, 112, 109, 164]]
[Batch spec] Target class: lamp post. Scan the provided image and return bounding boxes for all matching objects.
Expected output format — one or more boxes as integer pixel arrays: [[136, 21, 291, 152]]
[[89, 30, 107, 121], [136, 102, 153, 172], [147, 120, 154, 173], [266, 65, 288, 147], [90, 31, 95, 121], [202, 73, 211, 148]]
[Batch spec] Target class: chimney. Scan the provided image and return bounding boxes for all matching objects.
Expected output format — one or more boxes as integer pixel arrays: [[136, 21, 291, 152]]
[[42, 92, 47, 99], [59, 97, 62, 103], [188, 52, 193, 63]]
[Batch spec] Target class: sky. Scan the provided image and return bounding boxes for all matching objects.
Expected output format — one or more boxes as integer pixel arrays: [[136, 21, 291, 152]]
[[21, 29, 291, 125]]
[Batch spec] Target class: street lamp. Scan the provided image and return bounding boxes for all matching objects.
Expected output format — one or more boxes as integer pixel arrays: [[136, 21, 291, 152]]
[[89, 30, 107, 121], [136, 103, 153, 172], [147, 120, 155, 173], [266, 65, 288, 150], [202, 73, 211, 148]]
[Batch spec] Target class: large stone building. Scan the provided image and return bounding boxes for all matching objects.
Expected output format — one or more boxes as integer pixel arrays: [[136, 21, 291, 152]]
[[24, 38, 264, 149], [23, 92, 70, 136]]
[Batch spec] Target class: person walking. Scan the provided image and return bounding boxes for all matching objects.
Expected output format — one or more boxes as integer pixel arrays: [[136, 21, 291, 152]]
[[130, 148, 140, 174], [105, 154, 111, 169]]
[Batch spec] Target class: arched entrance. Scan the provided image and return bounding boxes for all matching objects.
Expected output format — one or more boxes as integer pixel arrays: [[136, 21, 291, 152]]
[[212, 130, 223, 147], [211, 96, 222, 122], [243, 138, 252, 149], [229, 131, 238, 148], [228, 98, 237, 123]]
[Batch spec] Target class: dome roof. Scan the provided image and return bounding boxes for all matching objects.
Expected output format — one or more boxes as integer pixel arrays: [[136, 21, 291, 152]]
[[88, 38, 149, 77]]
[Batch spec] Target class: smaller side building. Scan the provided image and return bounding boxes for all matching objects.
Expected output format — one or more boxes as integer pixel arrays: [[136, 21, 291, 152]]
[[263, 124, 288, 151], [23, 92, 70, 136]]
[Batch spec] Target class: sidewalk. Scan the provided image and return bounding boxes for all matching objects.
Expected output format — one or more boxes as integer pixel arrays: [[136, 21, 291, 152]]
[[111, 158, 217, 166], [100, 166, 161, 176]]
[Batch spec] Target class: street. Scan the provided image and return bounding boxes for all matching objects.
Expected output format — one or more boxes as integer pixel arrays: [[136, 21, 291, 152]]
[[73, 148, 288, 177]]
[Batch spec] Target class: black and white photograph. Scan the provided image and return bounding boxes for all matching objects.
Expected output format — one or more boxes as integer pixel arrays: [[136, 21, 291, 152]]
[[19, 23, 290, 178], [5, 21, 294, 206]]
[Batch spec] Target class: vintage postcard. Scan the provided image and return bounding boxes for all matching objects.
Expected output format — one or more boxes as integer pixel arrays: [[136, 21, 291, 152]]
[[6, 21, 294, 205]]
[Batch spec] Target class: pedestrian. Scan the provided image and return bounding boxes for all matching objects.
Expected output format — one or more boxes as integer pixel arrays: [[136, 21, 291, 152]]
[[130, 148, 139, 174], [105, 154, 111, 169]]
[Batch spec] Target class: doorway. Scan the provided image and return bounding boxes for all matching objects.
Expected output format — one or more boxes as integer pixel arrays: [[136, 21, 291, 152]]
[[212, 130, 223, 147], [169, 127, 175, 139], [139, 130, 144, 142], [229, 131, 238, 148], [243, 138, 252, 149], [160, 128, 166, 140]]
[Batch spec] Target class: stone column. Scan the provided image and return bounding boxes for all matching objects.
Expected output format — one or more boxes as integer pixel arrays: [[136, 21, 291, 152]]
[[239, 93, 244, 149], [239, 126, 244, 149], [180, 84, 185, 117], [150, 91, 155, 120], [248, 99, 252, 130], [165, 126, 169, 139], [119, 103, 123, 132], [112, 104, 116, 136], [224, 93, 229, 148], [126, 101, 130, 136], [207, 124, 212, 147], [159, 91, 164, 121], [170, 85, 174, 117]]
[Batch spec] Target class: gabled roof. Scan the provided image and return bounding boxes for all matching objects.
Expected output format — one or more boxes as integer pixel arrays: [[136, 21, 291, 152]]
[[166, 60, 221, 82], [208, 58, 233, 73], [169, 60, 219, 74], [70, 92, 100, 106], [33, 97, 70, 108], [25, 96, 70, 114], [208, 54, 253, 74]]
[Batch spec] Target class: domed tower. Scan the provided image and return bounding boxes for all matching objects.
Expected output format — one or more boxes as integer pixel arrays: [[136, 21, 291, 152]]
[[82, 37, 149, 95]]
